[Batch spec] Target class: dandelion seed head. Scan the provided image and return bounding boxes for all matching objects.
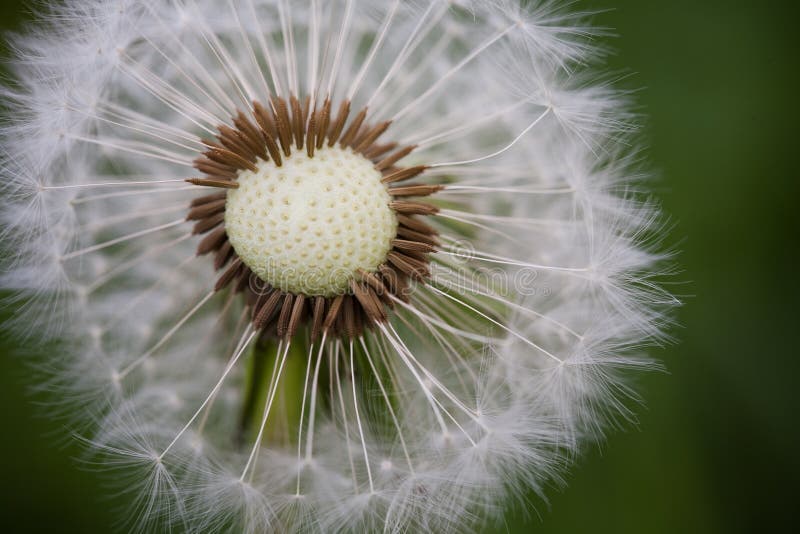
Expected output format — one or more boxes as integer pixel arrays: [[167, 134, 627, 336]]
[[1, 0, 676, 531]]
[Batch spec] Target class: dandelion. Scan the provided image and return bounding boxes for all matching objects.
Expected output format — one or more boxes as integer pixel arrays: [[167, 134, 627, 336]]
[[1, 0, 675, 532]]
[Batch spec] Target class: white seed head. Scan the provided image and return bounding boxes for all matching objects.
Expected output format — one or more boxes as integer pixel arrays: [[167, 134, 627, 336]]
[[225, 147, 397, 296], [0, 1, 677, 532]]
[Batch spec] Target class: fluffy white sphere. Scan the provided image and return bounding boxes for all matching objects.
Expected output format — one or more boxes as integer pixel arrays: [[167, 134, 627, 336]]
[[0, 0, 676, 532]]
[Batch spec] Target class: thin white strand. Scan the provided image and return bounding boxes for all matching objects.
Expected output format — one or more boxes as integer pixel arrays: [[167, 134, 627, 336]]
[[382, 323, 478, 446], [373, 332, 411, 405], [86, 135, 194, 164], [159, 329, 256, 459], [426, 285, 563, 363], [392, 24, 517, 122], [67, 134, 195, 167], [184, 0, 257, 108], [438, 208, 569, 229], [303, 332, 327, 462], [327, 341, 336, 441], [89, 233, 193, 295], [392, 307, 477, 390], [412, 287, 491, 334], [197, 304, 250, 437], [256, 338, 285, 465], [412, 288, 488, 337], [117, 289, 217, 379], [41, 179, 190, 191], [334, 341, 359, 492], [294, 341, 316, 495], [431, 266, 584, 340], [325, 0, 354, 97], [358, 335, 414, 474], [377, 323, 449, 435], [390, 294, 501, 344], [278, 0, 299, 96], [433, 211, 519, 244], [175, 290, 237, 433], [430, 107, 551, 168], [71, 185, 197, 205], [228, 0, 272, 102], [312, 5, 335, 105], [366, 0, 445, 109], [414, 282, 502, 340], [345, 0, 401, 101], [385, 324, 485, 430], [60, 218, 187, 261], [240, 340, 292, 481], [246, 0, 283, 97], [371, 30, 451, 117], [306, 0, 321, 105], [424, 164, 551, 179], [439, 237, 589, 273], [78, 202, 188, 233], [97, 102, 208, 147], [222, 304, 254, 375], [138, 33, 234, 119], [349, 339, 375, 493], [408, 100, 528, 148], [141, 0, 239, 114], [118, 54, 222, 131], [441, 185, 575, 195], [99, 255, 195, 336]]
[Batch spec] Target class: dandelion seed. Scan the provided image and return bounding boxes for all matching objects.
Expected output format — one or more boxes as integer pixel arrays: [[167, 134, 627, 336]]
[[1, 1, 675, 532]]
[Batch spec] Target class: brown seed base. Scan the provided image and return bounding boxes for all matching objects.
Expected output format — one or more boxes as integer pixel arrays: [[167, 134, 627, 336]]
[[186, 96, 441, 340]]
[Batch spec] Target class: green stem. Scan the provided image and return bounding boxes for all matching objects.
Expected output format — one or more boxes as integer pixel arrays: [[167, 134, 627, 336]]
[[237, 338, 309, 448]]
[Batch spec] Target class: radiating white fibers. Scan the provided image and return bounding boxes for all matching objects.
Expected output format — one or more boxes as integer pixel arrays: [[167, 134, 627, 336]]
[[0, 1, 677, 532]]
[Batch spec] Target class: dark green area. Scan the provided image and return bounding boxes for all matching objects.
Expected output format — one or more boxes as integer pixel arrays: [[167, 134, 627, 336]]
[[1, 1, 797, 532]]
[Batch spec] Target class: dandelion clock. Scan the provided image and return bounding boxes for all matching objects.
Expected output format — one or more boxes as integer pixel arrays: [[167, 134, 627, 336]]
[[0, 0, 676, 532]]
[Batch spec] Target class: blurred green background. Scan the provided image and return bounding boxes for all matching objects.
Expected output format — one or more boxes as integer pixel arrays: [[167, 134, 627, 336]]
[[1, 1, 797, 532]]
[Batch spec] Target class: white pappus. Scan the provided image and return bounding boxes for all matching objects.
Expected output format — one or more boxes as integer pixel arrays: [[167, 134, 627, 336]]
[[0, 0, 676, 532]]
